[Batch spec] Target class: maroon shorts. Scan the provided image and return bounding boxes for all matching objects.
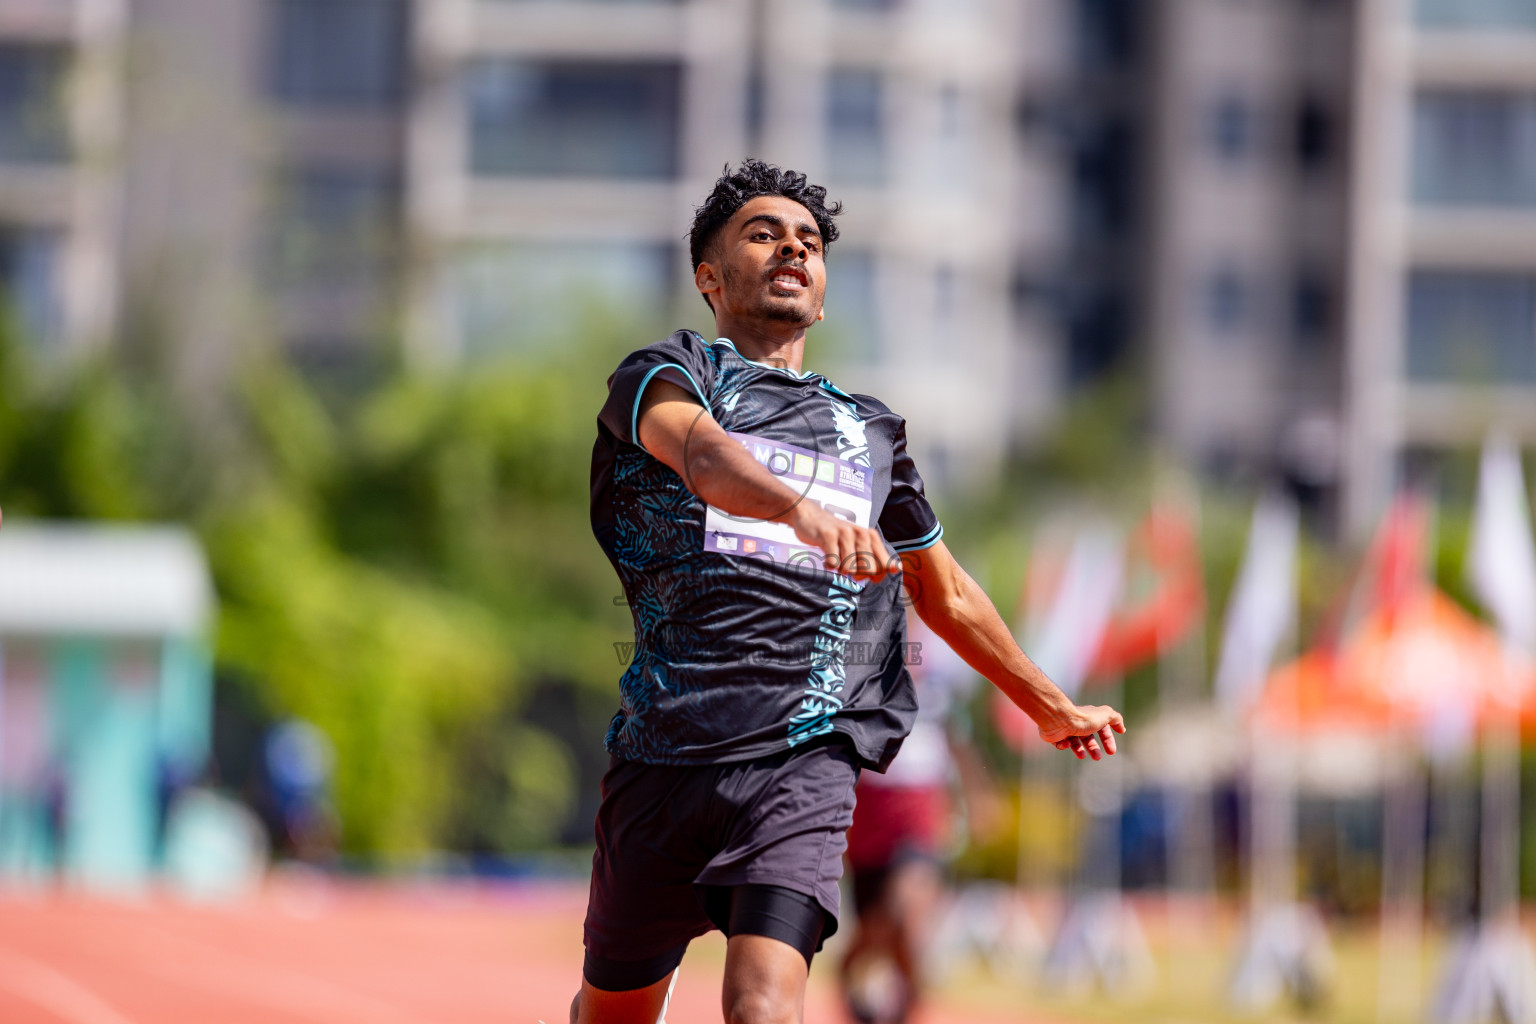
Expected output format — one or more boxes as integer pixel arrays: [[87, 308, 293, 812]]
[[843, 780, 948, 872]]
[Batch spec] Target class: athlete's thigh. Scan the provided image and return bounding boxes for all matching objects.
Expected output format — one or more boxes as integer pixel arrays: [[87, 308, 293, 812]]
[[722, 934, 810, 1024], [575, 971, 676, 1024], [888, 856, 944, 924]]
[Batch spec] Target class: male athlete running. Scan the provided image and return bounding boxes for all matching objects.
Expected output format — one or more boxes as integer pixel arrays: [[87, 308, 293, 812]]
[[578, 160, 1124, 1024]]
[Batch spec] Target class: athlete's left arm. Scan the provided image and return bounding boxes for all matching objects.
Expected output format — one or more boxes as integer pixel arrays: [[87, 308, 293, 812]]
[[902, 540, 1125, 761]]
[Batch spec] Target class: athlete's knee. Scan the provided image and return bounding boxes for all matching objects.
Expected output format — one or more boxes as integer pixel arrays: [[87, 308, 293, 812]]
[[724, 988, 801, 1024]]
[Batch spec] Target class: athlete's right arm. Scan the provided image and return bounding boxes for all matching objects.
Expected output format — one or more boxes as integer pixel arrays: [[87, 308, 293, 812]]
[[635, 380, 898, 582]]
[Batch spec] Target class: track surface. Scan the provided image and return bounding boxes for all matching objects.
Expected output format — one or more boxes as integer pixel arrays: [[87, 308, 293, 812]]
[[0, 880, 1035, 1023]]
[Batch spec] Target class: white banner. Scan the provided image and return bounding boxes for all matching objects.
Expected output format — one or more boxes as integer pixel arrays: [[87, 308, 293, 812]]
[[1214, 492, 1299, 713]]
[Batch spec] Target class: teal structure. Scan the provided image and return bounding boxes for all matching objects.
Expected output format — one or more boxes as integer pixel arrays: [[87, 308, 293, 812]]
[[0, 525, 214, 891]]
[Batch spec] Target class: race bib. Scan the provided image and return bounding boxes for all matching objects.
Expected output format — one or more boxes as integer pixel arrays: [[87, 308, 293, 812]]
[[703, 431, 874, 567]]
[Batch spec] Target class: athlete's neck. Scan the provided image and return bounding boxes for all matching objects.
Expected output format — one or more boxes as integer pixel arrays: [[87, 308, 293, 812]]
[[712, 317, 807, 375]]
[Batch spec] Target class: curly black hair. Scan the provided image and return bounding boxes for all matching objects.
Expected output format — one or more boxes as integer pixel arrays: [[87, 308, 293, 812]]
[[688, 159, 842, 309]]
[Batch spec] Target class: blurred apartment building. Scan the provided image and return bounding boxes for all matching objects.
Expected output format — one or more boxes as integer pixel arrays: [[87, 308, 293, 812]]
[[1031, 0, 1536, 534], [2, 0, 1534, 517], [0, 0, 407, 389], [0, 0, 122, 357], [411, 0, 1066, 481], [1347, 0, 1536, 531], [0, 0, 1059, 487]]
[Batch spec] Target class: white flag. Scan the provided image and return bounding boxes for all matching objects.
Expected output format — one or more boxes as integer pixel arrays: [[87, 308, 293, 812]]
[[1468, 435, 1536, 655], [1214, 491, 1299, 713], [1023, 522, 1124, 699]]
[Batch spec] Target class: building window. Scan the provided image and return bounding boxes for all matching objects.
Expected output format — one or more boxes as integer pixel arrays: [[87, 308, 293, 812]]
[[826, 68, 885, 185], [267, 169, 400, 364], [1075, 0, 1141, 70], [1207, 93, 1256, 162], [1294, 97, 1333, 175], [269, 0, 408, 108], [743, 68, 765, 152], [1203, 266, 1250, 336], [268, 167, 399, 288], [467, 60, 681, 180], [820, 249, 880, 363], [1292, 272, 1332, 345], [450, 241, 672, 357], [1415, 0, 1536, 30], [0, 226, 62, 347], [1406, 270, 1536, 383], [1413, 90, 1536, 207], [927, 82, 971, 191], [0, 45, 69, 164], [1070, 114, 1136, 238], [284, 336, 388, 395]]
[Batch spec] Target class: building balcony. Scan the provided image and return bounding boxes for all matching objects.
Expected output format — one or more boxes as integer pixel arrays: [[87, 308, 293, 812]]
[[1408, 209, 1536, 268], [1403, 382, 1536, 446], [462, 1, 690, 59], [0, 0, 83, 43], [1413, 31, 1536, 89], [0, 160, 76, 224], [447, 176, 684, 239]]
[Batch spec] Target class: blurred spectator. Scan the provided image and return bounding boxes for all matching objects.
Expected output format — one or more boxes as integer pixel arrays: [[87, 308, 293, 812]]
[[839, 611, 1001, 1024], [263, 719, 339, 863]]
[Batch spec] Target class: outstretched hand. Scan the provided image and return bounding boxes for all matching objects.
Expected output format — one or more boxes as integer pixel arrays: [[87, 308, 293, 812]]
[[1038, 704, 1125, 762]]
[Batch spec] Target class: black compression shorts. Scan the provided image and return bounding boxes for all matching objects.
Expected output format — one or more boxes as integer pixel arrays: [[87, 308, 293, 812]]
[[584, 884, 825, 991], [581, 741, 859, 992]]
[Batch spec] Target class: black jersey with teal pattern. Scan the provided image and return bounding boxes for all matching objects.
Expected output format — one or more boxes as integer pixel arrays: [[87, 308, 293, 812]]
[[590, 330, 945, 770]]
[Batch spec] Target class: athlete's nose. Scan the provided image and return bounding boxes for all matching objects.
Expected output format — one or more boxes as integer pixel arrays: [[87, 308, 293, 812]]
[[780, 241, 806, 260]]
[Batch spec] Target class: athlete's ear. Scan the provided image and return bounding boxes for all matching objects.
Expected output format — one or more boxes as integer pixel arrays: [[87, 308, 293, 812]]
[[816, 308, 825, 322], [695, 261, 722, 307]]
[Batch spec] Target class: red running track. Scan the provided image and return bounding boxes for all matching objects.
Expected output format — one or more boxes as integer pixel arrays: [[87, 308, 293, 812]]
[[0, 879, 1039, 1024]]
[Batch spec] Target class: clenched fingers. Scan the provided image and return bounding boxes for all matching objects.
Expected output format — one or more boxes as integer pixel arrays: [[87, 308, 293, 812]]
[[1052, 706, 1125, 761], [1056, 734, 1104, 760], [822, 526, 899, 581]]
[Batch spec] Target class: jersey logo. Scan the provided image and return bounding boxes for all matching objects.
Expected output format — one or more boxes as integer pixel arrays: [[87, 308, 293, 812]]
[[828, 397, 870, 468]]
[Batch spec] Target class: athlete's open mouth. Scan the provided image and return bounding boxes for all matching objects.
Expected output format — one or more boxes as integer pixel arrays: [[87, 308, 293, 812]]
[[769, 266, 809, 291]]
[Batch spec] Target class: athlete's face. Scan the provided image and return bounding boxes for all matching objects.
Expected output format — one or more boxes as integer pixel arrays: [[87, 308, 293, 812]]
[[698, 195, 826, 329]]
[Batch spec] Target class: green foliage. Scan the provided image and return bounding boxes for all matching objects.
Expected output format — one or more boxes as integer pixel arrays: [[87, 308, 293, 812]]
[[210, 493, 509, 854], [446, 716, 578, 853], [0, 322, 637, 858]]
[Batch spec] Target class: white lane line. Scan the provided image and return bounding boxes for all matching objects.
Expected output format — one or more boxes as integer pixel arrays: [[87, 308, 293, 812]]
[[0, 951, 140, 1024]]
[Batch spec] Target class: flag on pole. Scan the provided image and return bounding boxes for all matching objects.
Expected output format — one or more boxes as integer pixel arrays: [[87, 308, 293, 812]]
[[1428, 444, 1536, 1024], [993, 522, 1123, 749], [1024, 522, 1125, 700], [1468, 435, 1536, 657], [1222, 492, 1323, 1014], [1371, 497, 1432, 619], [1214, 492, 1299, 714], [1089, 504, 1205, 679]]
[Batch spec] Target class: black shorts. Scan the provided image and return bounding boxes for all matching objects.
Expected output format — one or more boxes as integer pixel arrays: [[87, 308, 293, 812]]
[[582, 739, 860, 987]]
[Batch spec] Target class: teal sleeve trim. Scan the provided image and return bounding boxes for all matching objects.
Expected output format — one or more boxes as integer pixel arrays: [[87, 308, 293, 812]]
[[630, 363, 709, 453], [890, 522, 944, 553]]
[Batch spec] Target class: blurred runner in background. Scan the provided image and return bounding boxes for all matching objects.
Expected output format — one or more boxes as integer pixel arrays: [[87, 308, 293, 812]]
[[263, 719, 339, 863], [840, 611, 1000, 1024]]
